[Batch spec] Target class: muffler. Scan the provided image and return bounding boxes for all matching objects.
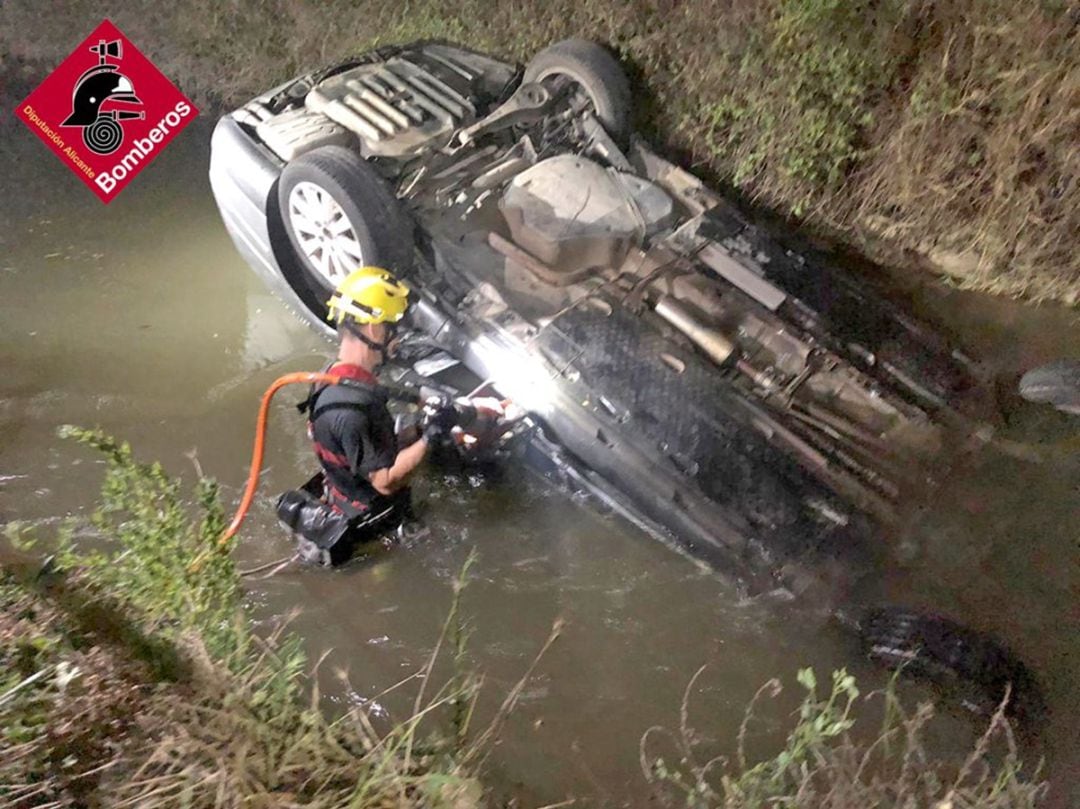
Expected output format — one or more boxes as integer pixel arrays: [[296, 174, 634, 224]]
[[653, 296, 736, 366]]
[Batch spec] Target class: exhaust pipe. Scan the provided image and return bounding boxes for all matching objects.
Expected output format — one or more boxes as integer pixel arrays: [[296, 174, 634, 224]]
[[654, 296, 736, 366]]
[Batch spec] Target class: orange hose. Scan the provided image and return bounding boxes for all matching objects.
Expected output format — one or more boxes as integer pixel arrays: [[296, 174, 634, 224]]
[[187, 371, 349, 573], [217, 371, 344, 548]]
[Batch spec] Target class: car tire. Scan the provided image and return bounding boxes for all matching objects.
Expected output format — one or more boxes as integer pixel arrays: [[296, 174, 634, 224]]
[[860, 606, 1042, 719], [523, 39, 632, 144], [277, 146, 414, 297]]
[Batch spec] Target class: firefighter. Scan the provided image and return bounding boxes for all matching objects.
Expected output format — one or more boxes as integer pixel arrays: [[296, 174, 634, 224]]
[[302, 266, 458, 525]]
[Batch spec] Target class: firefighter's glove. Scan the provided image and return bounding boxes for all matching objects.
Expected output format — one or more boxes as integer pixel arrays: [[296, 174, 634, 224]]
[[422, 397, 459, 444]]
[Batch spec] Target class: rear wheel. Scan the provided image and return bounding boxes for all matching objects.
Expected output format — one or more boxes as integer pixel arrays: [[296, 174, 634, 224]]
[[860, 606, 1042, 720], [278, 146, 414, 297], [523, 39, 632, 145]]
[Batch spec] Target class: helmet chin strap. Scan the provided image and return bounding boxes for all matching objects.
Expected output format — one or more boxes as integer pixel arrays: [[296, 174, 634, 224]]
[[345, 320, 396, 354]]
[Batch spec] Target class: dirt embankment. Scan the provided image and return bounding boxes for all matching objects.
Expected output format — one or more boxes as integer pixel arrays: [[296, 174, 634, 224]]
[[2, 0, 1077, 303]]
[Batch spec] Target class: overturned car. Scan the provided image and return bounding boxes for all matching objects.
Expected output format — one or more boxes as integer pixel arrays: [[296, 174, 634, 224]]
[[209, 39, 1035, 715]]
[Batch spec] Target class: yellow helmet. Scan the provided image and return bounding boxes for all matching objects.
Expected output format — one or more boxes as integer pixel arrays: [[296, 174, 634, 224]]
[[326, 266, 410, 327]]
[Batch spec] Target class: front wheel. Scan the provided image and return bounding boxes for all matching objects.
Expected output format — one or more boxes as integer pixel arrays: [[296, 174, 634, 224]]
[[277, 146, 414, 298]]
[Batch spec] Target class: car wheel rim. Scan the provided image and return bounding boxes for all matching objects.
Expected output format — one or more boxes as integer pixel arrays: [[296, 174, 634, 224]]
[[538, 70, 599, 117], [287, 181, 364, 286]]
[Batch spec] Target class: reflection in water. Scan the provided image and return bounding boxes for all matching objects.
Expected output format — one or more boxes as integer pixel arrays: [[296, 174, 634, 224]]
[[1, 116, 1077, 806]]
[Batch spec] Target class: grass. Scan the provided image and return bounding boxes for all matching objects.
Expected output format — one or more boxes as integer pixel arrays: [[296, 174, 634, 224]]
[[700, 0, 911, 212], [640, 665, 1048, 808], [2, 0, 1076, 302], [0, 426, 559, 808], [0, 575, 144, 807]]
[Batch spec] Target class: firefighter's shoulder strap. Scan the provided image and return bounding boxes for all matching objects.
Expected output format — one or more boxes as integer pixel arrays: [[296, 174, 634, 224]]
[[297, 363, 383, 422], [296, 361, 335, 416]]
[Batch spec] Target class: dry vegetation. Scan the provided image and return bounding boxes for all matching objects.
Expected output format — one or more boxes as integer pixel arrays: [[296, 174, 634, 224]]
[[0, 573, 487, 808], [2, 0, 1076, 302], [640, 666, 1047, 809]]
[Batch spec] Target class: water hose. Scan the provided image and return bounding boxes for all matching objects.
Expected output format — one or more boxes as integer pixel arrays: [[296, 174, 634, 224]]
[[187, 371, 346, 572], [221, 372, 349, 547]]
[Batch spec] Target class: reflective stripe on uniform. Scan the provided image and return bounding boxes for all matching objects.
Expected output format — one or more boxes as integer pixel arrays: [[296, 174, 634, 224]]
[[312, 439, 350, 468], [327, 483, 370, 514]]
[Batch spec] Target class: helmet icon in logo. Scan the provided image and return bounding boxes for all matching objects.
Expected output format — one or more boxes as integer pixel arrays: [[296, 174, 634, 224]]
[[61, 39, 145, 155]]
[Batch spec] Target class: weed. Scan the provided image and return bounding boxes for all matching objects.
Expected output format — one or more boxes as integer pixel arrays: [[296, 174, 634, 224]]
[[54, 425, 241, 661], [703, 0, 908, 215], [640, 665, 1048, 808]]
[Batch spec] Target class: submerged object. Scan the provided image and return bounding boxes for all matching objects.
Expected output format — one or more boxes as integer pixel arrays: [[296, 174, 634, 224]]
[[1018, 359, 1080, 414], [860, 606, 1045, 722]]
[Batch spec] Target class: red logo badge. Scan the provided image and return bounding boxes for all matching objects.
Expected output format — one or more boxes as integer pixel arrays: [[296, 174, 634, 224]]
[[15, 19, 198, 203]]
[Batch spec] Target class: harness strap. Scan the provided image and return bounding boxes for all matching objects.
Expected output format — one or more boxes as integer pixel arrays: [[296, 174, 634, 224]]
[[327, 483, 371, 516], [310, 398, 376, 422], [297, 361, 336, 415], [312, 440, 350, 469]]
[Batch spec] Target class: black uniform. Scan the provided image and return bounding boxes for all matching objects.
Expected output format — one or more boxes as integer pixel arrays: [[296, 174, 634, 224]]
[[305, 363, 398, 517]]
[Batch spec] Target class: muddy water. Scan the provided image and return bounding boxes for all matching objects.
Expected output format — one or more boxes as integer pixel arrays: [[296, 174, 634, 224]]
[[1, 117, 1077, 806]]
